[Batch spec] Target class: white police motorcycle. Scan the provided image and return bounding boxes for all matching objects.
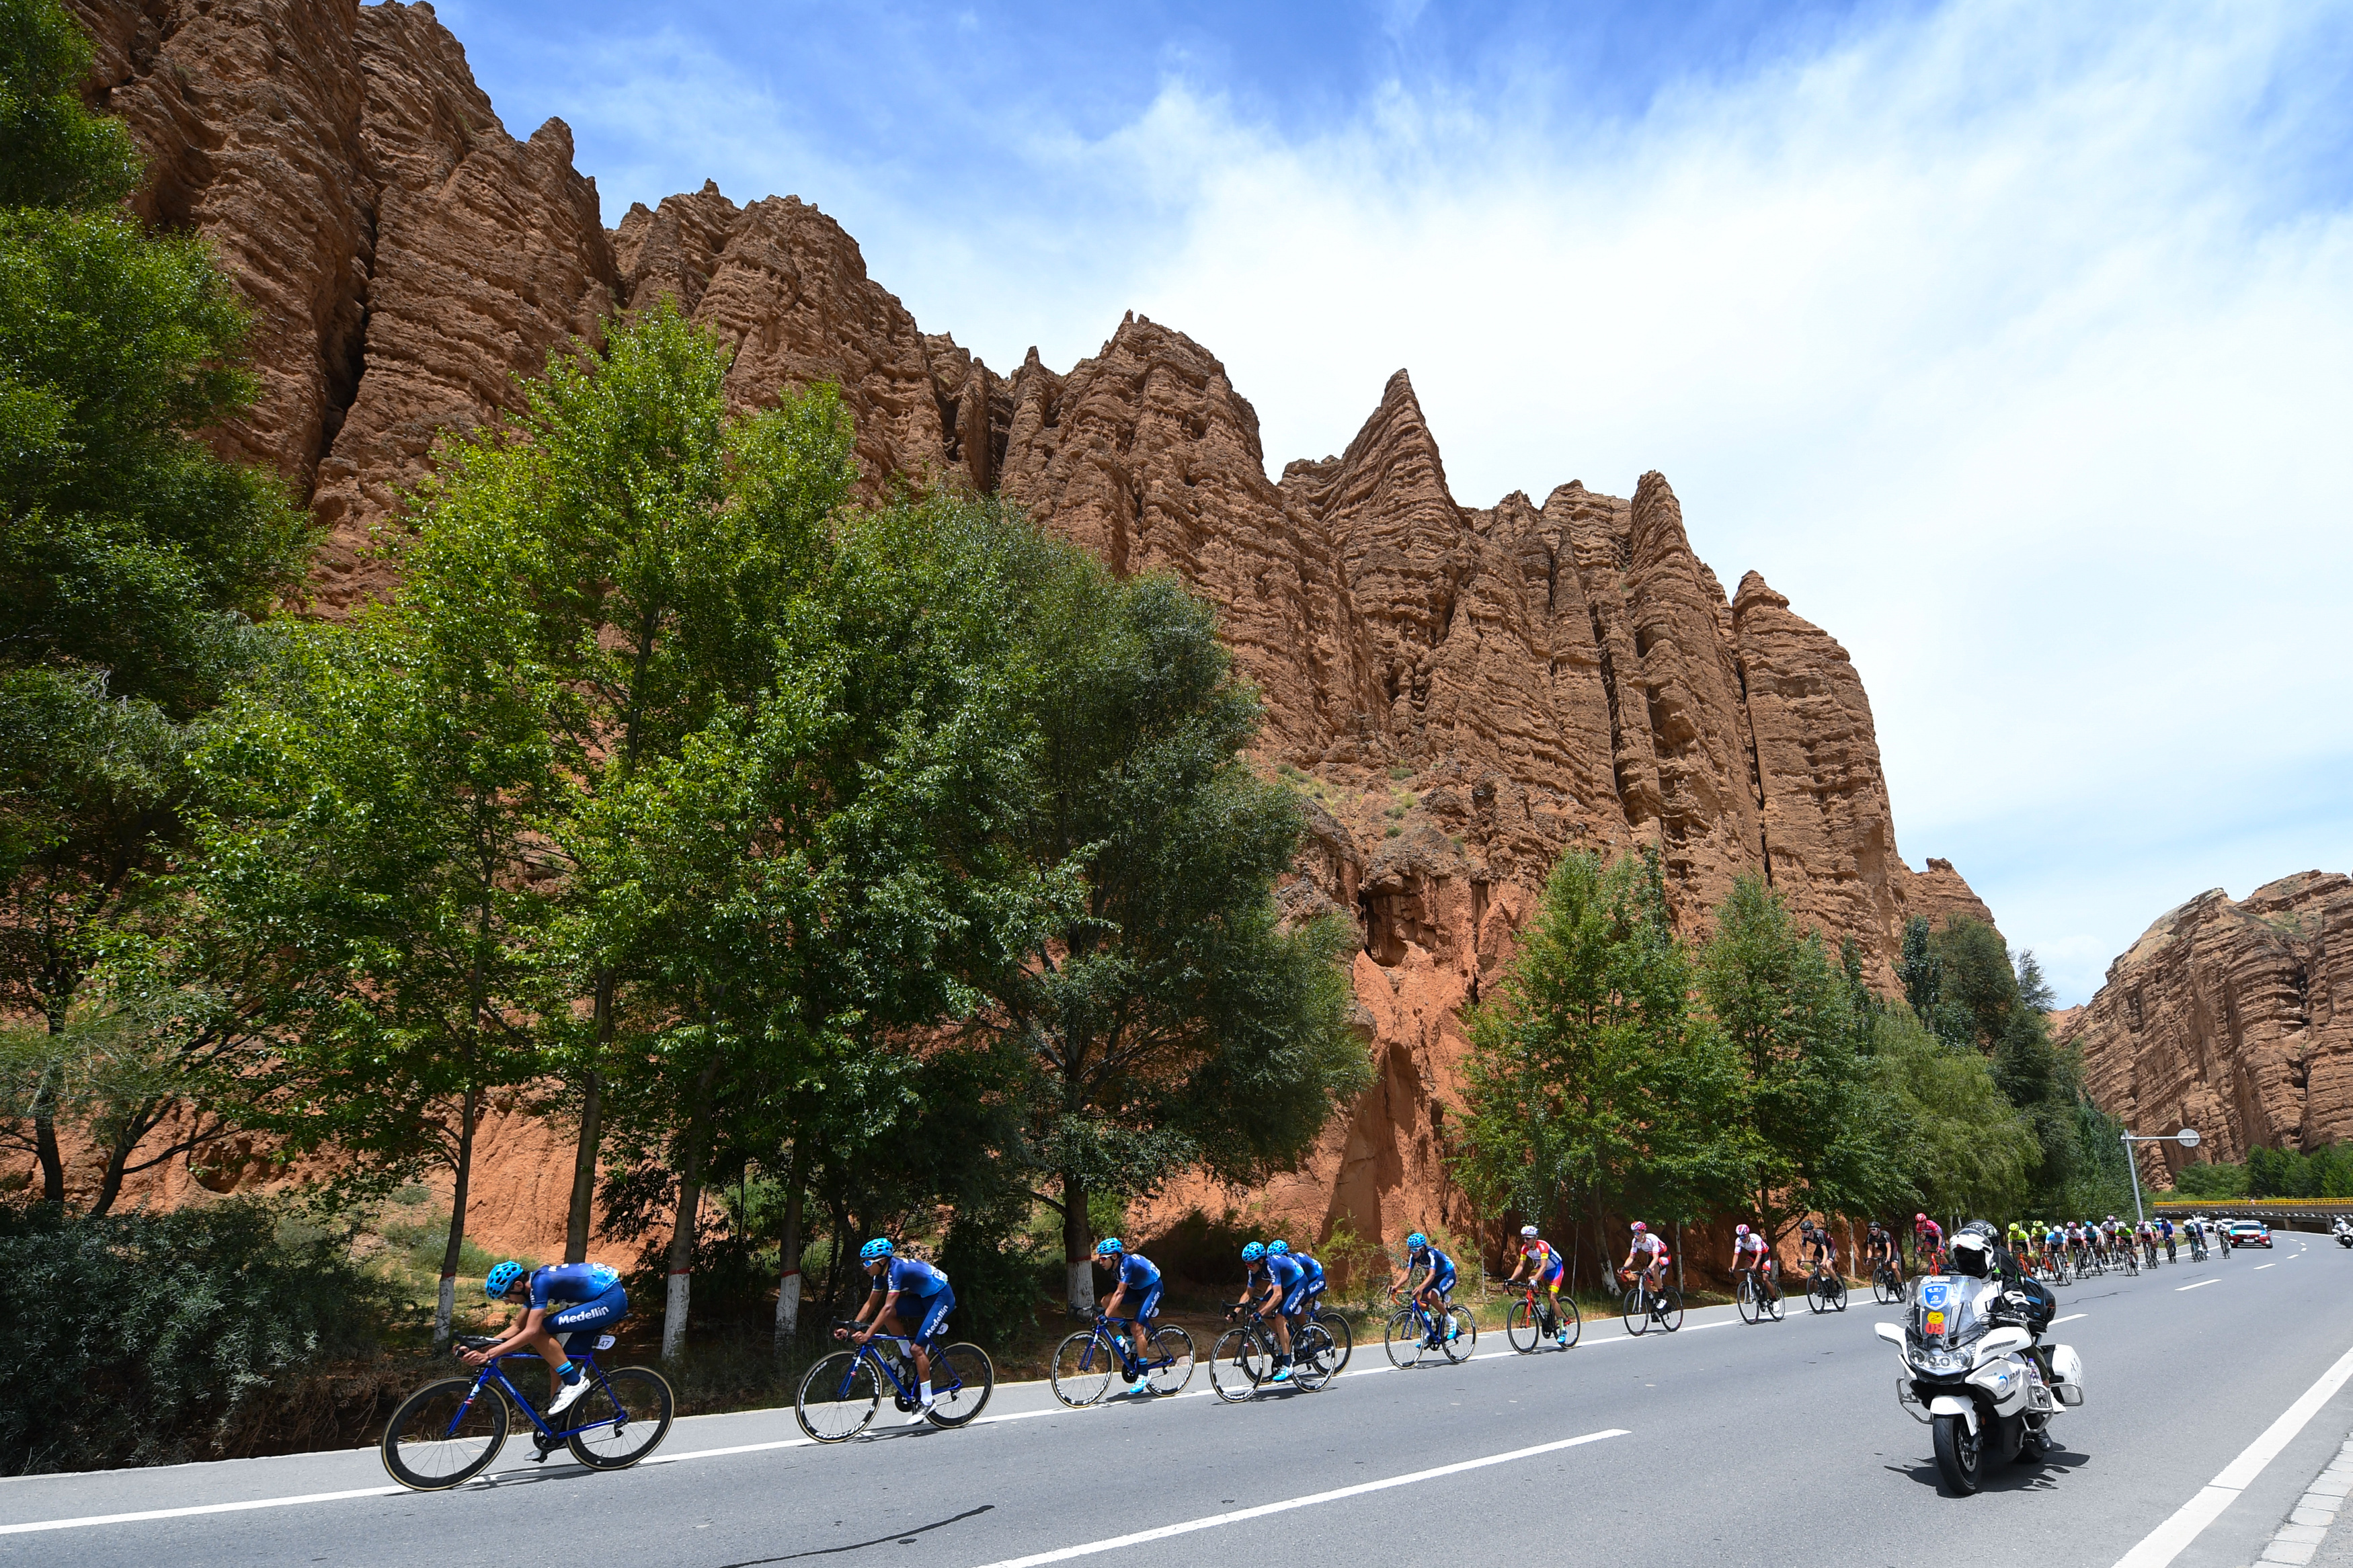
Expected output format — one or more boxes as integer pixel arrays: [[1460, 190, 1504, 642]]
[[1874, 1231, 2083, 1495]]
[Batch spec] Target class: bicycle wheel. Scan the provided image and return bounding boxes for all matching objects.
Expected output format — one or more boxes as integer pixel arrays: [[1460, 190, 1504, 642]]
[[1382, 1309, 1428, 1368], [1765, 1280, 1786, 1321], [1507, 1301, 1539, 1354], [565, 1365, 674, 1471], [1051, 1329, 1117, 1408], [381, 1376, 508, 1491], [1318, 1311, 1353, 1373], [1736, 1278, 1759, 1325], [1211, 1327, 1263, 1401], [923, 1343, 993, 1427], [1622, 1287, 1648, 1335], [1293, 1325, 1337, 1391], [1655, 1288, 1684, 1332], [1556, 1296, 1582, 1348], [795, 1350, 881, 1442], [2123, 1245, 2139, 1276], [1440, 1305, 1476, 1362], [1144, 1326, 1195, 1396], [1806, 1277, 1829, 1315]]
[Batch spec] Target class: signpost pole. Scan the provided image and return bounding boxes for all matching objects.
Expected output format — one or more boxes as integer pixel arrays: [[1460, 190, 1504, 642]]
[[2122, 1128, 2202, 1231]]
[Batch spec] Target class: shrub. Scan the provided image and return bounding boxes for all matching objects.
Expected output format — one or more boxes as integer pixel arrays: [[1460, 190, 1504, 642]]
[[0, 1200, 412, 1473]]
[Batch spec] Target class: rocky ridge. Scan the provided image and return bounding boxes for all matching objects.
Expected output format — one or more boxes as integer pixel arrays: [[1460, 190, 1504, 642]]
[[67, 0, 1996, 1257], [2061, 874, 2352, 1184]]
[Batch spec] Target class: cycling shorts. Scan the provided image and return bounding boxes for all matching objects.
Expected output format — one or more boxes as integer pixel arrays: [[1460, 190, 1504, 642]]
[[1537, 1260, 1565, 1288], [1423, 1268, 1456, 1296], [1131, 1284, 1164, 1325], [909, 1283, 955, 1344], [549, 1282, 629, 1350], [1283, 1280, 1325, 1319]]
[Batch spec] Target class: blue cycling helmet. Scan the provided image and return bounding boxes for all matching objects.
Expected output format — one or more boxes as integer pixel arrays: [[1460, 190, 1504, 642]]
[[1267, 1240, 1289, 1255], [859, 1237, 894, 1262], [1240, 1242, 1266, 1264], [485, 1260, 524, 1298], [1096, 1237, 1123, 1257], [1406, 1231, 1429, 1251]]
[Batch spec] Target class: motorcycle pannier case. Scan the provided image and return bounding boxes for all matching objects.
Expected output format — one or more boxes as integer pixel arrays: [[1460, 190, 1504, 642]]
[[2048, 1343, 2085, 1406]]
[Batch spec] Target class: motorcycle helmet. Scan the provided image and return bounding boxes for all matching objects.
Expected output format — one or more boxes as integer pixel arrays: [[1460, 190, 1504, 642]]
[[1950, 1227, 1996, 1278]]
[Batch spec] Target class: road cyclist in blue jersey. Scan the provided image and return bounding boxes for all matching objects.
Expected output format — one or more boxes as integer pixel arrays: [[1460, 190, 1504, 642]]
[[471, 1259, 628, 1458], [841, 1238, 957, 1422], [1094, 1237, 1164, 1397], [1392, 1232, 1460, 1348], [1268, 1240, 1326, 1344], [1233, 1241, 1304, 1383]]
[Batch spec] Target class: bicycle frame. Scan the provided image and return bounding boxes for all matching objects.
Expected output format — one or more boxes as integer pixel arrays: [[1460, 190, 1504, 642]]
[[1071, 1314, 1177, 1380], [832, 1327, 965, 1405], [452, 1348, 626, 1446]]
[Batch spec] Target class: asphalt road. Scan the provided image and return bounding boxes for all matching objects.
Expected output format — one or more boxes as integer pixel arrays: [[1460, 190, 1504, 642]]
[[7, 1234, 2350, 1568]]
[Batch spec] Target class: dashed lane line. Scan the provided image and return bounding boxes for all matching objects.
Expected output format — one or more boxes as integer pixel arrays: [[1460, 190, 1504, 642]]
[[963, 1428, 1629, 1567], [2177, 1279, 2221, 1292]]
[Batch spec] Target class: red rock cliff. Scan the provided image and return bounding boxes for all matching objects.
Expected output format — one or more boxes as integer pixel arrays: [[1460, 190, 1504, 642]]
[[65, 0, 1997, 1262], [2063, 874, 2352, 1186]]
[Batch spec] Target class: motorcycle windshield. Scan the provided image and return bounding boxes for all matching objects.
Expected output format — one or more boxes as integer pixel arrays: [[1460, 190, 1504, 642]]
[[1909, 1276, 1987, 1348]]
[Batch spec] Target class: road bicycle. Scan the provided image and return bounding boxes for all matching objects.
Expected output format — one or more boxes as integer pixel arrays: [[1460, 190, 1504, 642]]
[[1049, 1309, 1195, 1407], [1503, 1276, 1583, 1352], [2142, 1236, 2159, 1269], [1619, 1269, 1683, 1335], [1804, 1262, 1847, 1315], [2163, 1234, 2178, 1264], [1870, 1260, 1905, 1306], [380, 1333, 673, 1491], [2187, 1229, 2208, 1262], [795, 1322, 993, 1442], [1211, 1307, 1341, 1400], [2034, 1249, 2069, 1287], [2118, 1237, 2139, 1276], [1382, 1290, 1477, 1368], [1735, 1264, 1786, 1323]]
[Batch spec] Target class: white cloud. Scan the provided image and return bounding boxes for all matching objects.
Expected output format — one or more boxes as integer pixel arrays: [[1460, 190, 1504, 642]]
[[457, 0, 2353, 1002]]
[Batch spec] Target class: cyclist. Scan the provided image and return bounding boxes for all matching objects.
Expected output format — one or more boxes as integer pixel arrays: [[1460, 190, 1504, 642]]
[[1800, 1219, 1837, 1286], [840, 1237, 955, 1421], [470, 1259, 626, 1429], [2005, 1218, 2030, 1260], [1621, 1221, 1670, 1295], [1862, 1221, 1895, 1286], [1232, 1241, 1300, 1383], [1730, 1222, 1775, 1306], [1094, 1237, 1163, 1397], [1392, 1232, 1460, 1348], [2159, 1214, 2177, 1262], [1507, 1224, 1572, 1346], [1913, 1213, 1946, 1274], [1270, 1240, 1325, 1363], [2043, 1221, 2065, 1274]]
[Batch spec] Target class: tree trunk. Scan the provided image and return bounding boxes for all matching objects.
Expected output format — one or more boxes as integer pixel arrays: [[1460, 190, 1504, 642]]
[[434, 1088, 480, 1347], [30, 1057, 66, 1207], [1062, 1170, 1094, 1311], [564, 974, 617, 1263], [660, 1059, 722, 1363], [773, 1143, 807, 1358]]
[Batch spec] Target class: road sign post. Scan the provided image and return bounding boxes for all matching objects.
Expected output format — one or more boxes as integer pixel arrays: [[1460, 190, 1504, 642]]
[[2122, 1127, 2202, 1226]]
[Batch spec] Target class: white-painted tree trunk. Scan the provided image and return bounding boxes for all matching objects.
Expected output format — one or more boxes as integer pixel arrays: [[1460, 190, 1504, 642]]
[[435, 1275, 456, 1346], [663, 1272, 690, 1362], [1066, 1259, 1095, 1312], [776, 1271, 801, 1339]]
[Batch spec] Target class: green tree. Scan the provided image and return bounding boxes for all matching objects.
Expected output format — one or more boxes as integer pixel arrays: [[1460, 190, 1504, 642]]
[[175, 609, 555, 1341], [394, 300, 856, 1263], [1699, 875, 1901, 1245], [1, 0, 311, 1205], [1456, 849, 1750, 1294], [965, 550, 1367, 1310], [1867, 1009, 2036, 1223], [1926, 917, 2083, 1206]]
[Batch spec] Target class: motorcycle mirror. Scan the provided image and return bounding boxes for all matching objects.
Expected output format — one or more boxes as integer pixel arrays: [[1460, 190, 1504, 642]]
[[1874, 1321, 1904, 1345]]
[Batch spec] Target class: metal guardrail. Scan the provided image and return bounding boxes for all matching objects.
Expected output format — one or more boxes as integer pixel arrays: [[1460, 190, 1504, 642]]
[[2150, 1198, 2353, 1231]]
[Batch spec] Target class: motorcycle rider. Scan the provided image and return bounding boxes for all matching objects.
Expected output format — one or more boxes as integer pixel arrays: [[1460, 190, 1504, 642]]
[[1960, 1221, 2057, 1387]]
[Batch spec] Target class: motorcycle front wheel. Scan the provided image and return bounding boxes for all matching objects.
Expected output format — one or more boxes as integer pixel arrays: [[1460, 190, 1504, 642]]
[[1933, 1412, 1984, 1496]]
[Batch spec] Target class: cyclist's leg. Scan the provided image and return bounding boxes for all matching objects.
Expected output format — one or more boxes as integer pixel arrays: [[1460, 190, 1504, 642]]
[[538, 1283, 628, 1397], [909, 1284, 955, 1387]]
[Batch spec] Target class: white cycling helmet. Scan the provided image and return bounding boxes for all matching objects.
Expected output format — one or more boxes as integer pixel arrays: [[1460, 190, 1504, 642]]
[[1520, 1225, 1538, 1239]]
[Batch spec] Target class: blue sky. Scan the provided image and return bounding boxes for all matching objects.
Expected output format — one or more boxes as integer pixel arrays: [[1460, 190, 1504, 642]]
[[429, 0, 2353, 1004]]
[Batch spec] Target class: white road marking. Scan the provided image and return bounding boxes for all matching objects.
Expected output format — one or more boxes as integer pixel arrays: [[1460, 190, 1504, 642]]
[[965, 1428, 1629, 1567], [0, 1486, 403, 1536], [2257, 1264, 2277, 1270], [2112, 1335, 2353, 1568], [2176, 1279, 2221, 1292], [2055, 1313, 2089, 1323]]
